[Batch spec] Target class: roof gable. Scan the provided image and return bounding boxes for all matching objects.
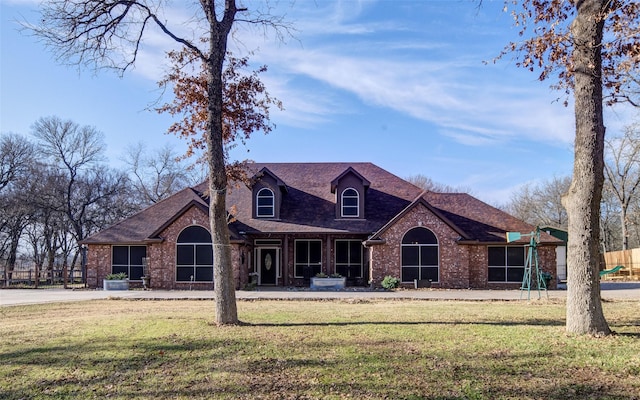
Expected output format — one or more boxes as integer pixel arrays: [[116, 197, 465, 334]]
[[330, 167, 371, 193], [369, 194, 471, 241], [252, 167, 288, 193], [226, 162, 423, 234], [421, 192, 561, 244], [82, 187, 208, 244]]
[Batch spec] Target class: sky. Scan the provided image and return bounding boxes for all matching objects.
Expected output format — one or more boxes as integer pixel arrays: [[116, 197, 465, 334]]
[[0, 0, 635, 205]]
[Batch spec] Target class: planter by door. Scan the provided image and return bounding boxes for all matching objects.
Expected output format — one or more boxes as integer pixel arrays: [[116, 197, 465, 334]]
[[103, 279, 129, 290], [311, 277, 346, 290]]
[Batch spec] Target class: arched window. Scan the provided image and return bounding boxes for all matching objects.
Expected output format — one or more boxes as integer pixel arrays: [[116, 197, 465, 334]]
[[256, 188, 275, 217], [176, 226, 213, 282], [341, 188, 359, 217], [401, 227, 439, 283]]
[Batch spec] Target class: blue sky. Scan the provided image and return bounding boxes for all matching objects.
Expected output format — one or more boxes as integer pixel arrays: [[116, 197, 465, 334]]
[[1, 0, 634, 205]]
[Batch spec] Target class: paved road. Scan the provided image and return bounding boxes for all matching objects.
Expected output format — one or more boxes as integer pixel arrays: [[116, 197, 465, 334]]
[[1, 282, 638, 307]]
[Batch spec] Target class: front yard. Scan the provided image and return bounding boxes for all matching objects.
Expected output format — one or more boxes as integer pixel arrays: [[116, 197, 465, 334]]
[[1, 299, 638, 399]]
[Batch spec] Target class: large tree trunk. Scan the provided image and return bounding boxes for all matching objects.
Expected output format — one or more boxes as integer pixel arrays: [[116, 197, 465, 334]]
[[562, 0, 611, 336], [205, 0, 239, 325]]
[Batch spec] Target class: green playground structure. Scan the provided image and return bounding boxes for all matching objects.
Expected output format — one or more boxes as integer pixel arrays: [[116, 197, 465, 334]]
[[599, 265, 625, 277]]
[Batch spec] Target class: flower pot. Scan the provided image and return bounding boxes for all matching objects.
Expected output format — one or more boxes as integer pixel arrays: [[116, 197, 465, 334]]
[[103, 279, 129, 290], [310, 277, 346, 290]]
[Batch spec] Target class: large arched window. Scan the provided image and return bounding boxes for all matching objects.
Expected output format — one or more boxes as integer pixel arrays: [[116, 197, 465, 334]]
[[401, 227, 439, 283], [341, 188, 359, 217], [176, 226, 213, 282], [256, 188, 275, 217]]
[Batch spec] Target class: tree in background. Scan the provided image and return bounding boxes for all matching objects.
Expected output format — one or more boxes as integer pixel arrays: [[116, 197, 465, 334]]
[[600, 183, 623, 251], [501, 0, 639, 335], [0, 133, 33, 192], [123, 51, 281, 207], [32, 116, 128, 285], [123, 143, 203, 206], [406, 174, 470, 194], [32, 1, 289, 325], [604, 122, 640, 250], [0, 181, 33, 283], [0, 133, 36, 283], [504, 176, 570, 229]]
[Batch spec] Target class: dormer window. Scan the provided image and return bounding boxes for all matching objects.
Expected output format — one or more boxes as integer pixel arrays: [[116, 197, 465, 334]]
[[251, 167, 288, 219], [341, 188, 359, 217], [332, 167, 370, 220], [256, 188, 275, 217]]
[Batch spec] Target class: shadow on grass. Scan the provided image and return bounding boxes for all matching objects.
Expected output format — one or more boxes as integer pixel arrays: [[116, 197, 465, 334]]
[[1, 336, 258, 399], [247, 318, 565, 328], [3, 333, 637, 400], [615, 331, 640, 338]]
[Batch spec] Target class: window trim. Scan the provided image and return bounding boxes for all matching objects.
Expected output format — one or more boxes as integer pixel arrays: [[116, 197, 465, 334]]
[[341, 188, 359, 218], [334, 239, 364, 278], [176, 225, 213, 283], [111, 245, 146, 281], [487, 246, 526, 283], [256, 187, 275, 218], [294, 239, 322, 278], [400, 227, 439, 283]]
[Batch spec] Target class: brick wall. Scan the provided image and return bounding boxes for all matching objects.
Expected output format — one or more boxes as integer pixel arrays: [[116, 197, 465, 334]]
[[86, 244, 110, 288], [87, 205, 244, 290], [369, 203, 558, 289], [87, 202, 558, 290], [370, 203, 471, 288]]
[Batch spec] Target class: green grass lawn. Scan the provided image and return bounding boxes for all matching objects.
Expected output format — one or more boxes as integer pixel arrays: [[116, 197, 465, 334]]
[[1, 299, 638, 399]]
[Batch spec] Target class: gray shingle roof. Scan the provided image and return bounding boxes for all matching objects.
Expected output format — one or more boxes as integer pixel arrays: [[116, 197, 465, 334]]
[[83, 162, 561, 245], [82, 186, 208, 244]]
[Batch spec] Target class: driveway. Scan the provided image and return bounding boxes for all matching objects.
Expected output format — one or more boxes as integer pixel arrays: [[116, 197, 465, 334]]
[[1, 282, 638, 307]]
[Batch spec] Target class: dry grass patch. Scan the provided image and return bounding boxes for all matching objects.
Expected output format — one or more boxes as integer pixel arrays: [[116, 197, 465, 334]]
[[1, 299, 638, 399]]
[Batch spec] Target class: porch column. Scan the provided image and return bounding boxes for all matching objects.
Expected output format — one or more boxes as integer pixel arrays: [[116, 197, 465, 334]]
[[326, 236, 332, 275], [283, 234, 289, 286]]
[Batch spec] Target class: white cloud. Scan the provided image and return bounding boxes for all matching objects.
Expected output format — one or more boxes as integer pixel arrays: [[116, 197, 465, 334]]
[[251, 38, 576, 149], [23, 0, 620, 156]]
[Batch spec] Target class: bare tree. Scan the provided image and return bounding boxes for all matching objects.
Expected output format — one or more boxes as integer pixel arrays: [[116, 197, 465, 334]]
[[123, 143, 200, 206], [0, 134, 37, 284], [0, 184, 32, 285], [505, 177, 570, 229], [31, 1, 290, 325], [32, 116, 128, 284], [604, 122, 640, 250], [600, 182, 622, 252], [406, 174, 470, 193], [79, 166, 135, 236], [0, 133, 34, 192], [32, 116, 104, 241]]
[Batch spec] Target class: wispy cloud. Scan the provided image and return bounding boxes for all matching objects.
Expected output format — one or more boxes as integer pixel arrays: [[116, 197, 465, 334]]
[[115, 0, 577, 154], [253, 38, 574, 146]]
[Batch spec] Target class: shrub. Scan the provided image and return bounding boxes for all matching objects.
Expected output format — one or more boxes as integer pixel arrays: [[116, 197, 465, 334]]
[[540, 272, 553, 281], [381, 275, 400, 290], [105, 272, 128, 280]]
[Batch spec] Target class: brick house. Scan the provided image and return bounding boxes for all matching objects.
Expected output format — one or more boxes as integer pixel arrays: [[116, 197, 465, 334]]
[[82, 162, 561, 290]]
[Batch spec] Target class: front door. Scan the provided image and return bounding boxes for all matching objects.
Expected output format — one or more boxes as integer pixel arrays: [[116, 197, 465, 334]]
[[258, 248, 278, 285]]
